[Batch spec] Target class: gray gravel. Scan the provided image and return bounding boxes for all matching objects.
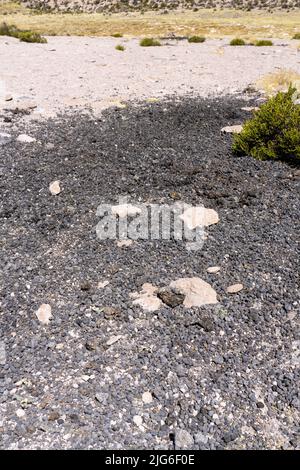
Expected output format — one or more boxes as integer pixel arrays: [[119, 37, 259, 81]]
[[0, 94, 299, 449]]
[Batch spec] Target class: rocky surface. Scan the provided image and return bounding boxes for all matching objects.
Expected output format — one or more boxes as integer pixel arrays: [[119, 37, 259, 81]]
[[0, 95, 299, 449], [21, 0, 300, 14]]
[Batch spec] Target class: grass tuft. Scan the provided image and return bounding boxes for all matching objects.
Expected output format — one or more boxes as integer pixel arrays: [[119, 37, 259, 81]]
[[140, 37, 161, 47], [230, 38, 246, 46], [255, 39, 273, 46], [188, 35, 205, 43], [111, 33, 123, 38], [115, 44, 125, 51], [0, 21, 47, 43], [292, 33, 300, 39], [256, 69, 300, 96]]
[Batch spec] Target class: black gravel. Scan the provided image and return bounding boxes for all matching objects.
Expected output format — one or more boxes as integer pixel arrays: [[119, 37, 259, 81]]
[[0, 96, 299, 450]]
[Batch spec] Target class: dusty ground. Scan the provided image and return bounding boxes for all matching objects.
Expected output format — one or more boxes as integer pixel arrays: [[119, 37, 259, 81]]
[[0, 36, 299, 118]]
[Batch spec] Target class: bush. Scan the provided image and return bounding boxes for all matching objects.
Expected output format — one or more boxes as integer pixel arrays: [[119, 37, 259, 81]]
[[111, 33, 123, 38], [115, 44, 125, 51], [140, 37, 161, 47], [230, 38, 246, 46], [0, 22, 47, 43], [255, 39, 273, 46], [293, 33, 300, 40], [232, 87, 300, 162], [188, 35, 205, 43]]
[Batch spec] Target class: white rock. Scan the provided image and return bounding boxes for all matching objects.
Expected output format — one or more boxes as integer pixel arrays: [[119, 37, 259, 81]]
[[227, 283, 244, 294], [4, 94, 13, 101], [17, 134, 36, 143], [36, 303, 52, 325], [98, 280, 109, 288], [16, 409, 25, 418], [111, 203, 141, 218], [117, 239, 133, 247], [207, 266, 221, 274], [133, 415, 143, 427], [49, 180, 61, 195], [170, 277, 218, 307], [130, 283, 162, 312], [175, 429, 194, 449], [241, 106, 259, 112], [142, 391, 153, 404], [180, 206, 219, 229], [221, 125, 243, 134], [106, 335, 123, 346]]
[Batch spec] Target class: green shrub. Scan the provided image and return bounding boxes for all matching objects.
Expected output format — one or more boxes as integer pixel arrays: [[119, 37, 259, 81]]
[[230, 38, 246, 46], [111, 33, 123, 38], [293, 33, 300, 40], [255, 39, 273, 46], [0, 22, 47, 43], [188, 35, 206, 43], [115, 44, 125, 51], [140, 37, 161, 47], [232, 86, 300, 162]]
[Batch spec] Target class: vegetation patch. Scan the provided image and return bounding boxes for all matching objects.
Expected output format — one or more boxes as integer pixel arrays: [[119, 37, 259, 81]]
[[292, 33, 300, 39], [233, 87, 300, 162], [115, 44, 125, 51], [255, 39, 273, 46], [256, 69, 300, 96], [140, 37, 161, 47], [111, 33, 123, 38], [188, 35, 205, 43], [230, 38, 246, 46], [0, 21, 47, 43]]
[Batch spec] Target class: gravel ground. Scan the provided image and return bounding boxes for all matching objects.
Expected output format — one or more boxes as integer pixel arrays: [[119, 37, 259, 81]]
[[0, 36, 299, 117], [0, 95, 299, 450]]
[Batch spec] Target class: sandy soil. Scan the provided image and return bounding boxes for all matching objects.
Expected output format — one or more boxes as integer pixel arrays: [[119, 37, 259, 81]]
[[0, 36, 299, 117]]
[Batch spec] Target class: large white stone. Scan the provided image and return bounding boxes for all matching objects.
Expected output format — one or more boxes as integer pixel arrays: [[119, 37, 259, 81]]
[[130, 283, 162, 312], [170, 277, 218, 307], [179, 207, 219, 230], [36, 304, 52, 325]]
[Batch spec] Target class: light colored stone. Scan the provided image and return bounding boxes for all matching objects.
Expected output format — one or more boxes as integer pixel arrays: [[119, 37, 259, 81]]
[[0, 132, 12, 145], [133, 415, 143, 427], [175, 429, 194, 449], [170, 277, 218, 307], [106, 335, 123, 346], [117, 239, 133, 247], [207, 266, 221, 274], [98, 280, 109, 288], [221, 125, 243, 134], [142, 391, 153, 404], [16, 409, 25, 418], [4, 94, 13, 101], [111, 203, 141, 218], [241, 106, 259, 112], [227, 283, 244, 294], [130, 283, 162, 312], [179, 206, 219, 230], [17, 134, 36, 143], [36, 304, 52, 325], [49, 180, 61, 195]]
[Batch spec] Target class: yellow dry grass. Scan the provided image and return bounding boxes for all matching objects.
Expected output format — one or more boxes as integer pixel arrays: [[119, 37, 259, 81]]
[[0, 4, 300, 38], [256, 69, 300, 96]]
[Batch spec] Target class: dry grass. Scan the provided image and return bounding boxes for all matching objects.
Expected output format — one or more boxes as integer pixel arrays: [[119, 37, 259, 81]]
[[256, 69, 300, 96], [0, 4, 300, 38]]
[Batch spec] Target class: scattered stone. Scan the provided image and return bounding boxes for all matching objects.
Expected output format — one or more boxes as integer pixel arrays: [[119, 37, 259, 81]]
[[80, 281, 91, 291], [170, 278, 218, 307], [111, 203, 141, 218], [170, 191, 181, 200], [16, 409, 26, 418], [227, 283, 244, 294], [130, 283, 162, 312], [241, 106, 259, 112], [142, 392, 153, 404], [49, 180, 61, 195], [117, 239, 133, 247], [194, 432, 209, 445], [223, 430, 239, 443], [175, 429, 194, 449], [4, 94, 13, 102], [102, 306, 121, 319], [106, 335, 123, 346], [48, 411, 60, 422], [85, 340, 97, 351], [157, 287, 185, 308], [179, 206, 219, 229], [0, 132, 12, 146], [17, 134, 36, 143], [221, 125, 243, 134], [36, 304, 52, 325], [133, 415, 143, 427], [45, 143, 55, 150], [97, 280, 109, 288], [207, 266, 221, 274], [256, 401, 265, 409]]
